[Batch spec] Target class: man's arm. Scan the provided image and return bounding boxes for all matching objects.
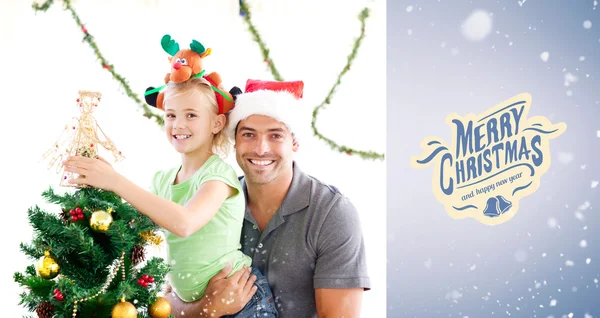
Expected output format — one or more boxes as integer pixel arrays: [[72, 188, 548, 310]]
[[313, 194, 370, 317], [315, 288, 363, 318], [163, 264, 258, 317]]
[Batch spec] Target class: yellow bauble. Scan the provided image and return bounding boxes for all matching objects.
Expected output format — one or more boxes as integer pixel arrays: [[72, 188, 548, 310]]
[[36, 251, 60, 279], [111, 297, 137, 318], [90, 210, 113, 233], [149, 297, 172, 318]]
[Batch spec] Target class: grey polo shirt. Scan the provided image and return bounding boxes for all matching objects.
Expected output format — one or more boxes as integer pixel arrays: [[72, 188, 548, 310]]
[[239, 162, 371, 318]]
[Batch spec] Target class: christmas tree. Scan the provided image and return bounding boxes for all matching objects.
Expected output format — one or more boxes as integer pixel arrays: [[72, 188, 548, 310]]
[[13, 91, 173, 318], [13, 187, 172, 318]]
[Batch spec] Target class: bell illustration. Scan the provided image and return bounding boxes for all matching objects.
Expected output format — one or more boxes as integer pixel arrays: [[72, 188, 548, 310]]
[[496, 195, 512, 214], [483, 197, 500, 217]]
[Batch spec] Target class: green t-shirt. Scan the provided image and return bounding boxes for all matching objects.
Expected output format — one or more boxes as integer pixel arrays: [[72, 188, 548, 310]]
[[150, 155, 252, 302]]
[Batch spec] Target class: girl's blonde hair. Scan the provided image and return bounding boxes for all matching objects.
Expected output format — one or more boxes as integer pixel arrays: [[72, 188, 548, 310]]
[[163, 77, 231, 157]]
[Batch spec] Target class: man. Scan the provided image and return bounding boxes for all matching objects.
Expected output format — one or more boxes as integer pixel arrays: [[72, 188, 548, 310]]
[[166, 79, 371, 317]]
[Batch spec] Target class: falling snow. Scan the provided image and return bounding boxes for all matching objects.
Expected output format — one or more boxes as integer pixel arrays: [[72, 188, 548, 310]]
[[564, 73, 578, 87], [515, 250, 528, 262], [579, 201, 591, 210], [392, 2, 600, 317], [461, 10, 493, 41], [424, 258, 432, 269], [557, 152, 574, 164], [565, 260, 575, 267]]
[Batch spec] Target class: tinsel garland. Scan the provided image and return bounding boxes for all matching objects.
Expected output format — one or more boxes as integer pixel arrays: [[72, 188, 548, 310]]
[[239, 2, 384, 160], [32, 0, 164, 126], [32, 0, 384, 160]]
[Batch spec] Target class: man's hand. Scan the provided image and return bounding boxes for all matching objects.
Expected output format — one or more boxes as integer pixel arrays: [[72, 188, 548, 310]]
[[163, 264, 259, 317], [201, 264, 258, 316]]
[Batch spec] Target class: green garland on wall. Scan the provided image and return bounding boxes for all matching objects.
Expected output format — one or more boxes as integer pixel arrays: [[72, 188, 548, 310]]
[[239, 2, 384, 160], [32, 0, 384, 160], [32, 0, 164, 126]]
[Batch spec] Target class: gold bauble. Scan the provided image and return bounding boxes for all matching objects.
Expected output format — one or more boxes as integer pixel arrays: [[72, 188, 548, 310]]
[[111, 297, 137, 318], [36, 251, 60, 279], [149, 297, 172, 318], [90, 209, 113, 233]]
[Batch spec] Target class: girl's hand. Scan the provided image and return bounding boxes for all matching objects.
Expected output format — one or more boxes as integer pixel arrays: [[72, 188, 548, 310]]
[[62, 156, 121, 191]]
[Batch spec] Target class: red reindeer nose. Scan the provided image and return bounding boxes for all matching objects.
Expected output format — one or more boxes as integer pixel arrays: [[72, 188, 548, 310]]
[[173, 62, 182, 70]]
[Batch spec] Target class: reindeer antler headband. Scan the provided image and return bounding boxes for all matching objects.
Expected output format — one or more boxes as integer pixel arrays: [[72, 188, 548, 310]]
[[144, 34, 235, 114]]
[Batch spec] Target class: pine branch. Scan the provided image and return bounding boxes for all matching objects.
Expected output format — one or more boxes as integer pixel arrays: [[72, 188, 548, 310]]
[[18, 291, 40, 313], [27, 206, 108, 265], [14, 269, 54, 312], [19, 242, 45, 260], [129, 257, 171, 305]]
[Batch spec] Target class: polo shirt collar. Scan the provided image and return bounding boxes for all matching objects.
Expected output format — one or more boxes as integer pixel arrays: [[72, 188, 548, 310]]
[[241, 161, 311, 221], [282, 162, 311, 215]]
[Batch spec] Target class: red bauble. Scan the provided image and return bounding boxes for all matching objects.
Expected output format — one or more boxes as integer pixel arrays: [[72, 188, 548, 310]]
[[53, 289, 63, 301], [75, 207, 82, 214]]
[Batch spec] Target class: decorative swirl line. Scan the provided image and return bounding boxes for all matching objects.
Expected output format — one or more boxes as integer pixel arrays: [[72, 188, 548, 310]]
[[522, 127, 559, 134], [457, 163, 535, 189], [512, 181, 533, 196], [415, 146, 449, 164], [453, 205, 478, 211], [427, 141, 442, 146]]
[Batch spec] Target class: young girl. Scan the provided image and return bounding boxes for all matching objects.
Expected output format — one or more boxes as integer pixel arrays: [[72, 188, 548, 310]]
[[62, 77, 278, 317]]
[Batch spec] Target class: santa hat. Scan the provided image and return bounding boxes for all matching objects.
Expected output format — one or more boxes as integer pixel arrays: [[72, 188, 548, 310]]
[[227, 79, 307, 141]]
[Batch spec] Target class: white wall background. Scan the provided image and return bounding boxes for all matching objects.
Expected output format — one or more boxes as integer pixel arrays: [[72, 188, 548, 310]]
[[0, 0, 386, 316]]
